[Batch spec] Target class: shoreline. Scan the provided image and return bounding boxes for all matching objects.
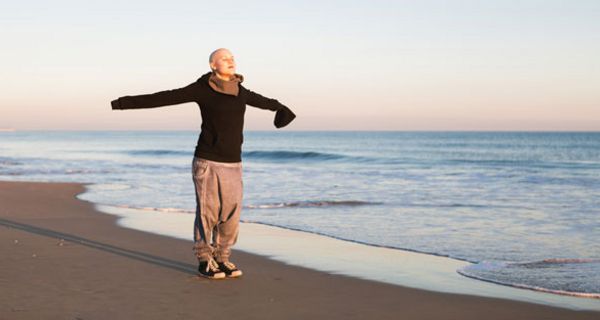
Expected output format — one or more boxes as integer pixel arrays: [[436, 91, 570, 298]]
[[91, 202, 600, 311], [1, 179, 600, 319], [74, 183, 600, 309]]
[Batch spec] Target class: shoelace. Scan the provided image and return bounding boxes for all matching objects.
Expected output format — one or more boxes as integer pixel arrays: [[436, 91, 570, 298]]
[[208, 259, 221, 272], [222, 261, 237, 270]]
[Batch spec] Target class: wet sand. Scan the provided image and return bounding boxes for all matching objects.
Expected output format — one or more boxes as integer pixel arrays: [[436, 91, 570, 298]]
[[1, 180, 598, 319]]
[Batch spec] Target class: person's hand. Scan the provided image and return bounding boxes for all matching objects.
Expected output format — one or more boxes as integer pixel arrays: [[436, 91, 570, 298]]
[[111, 99, 121, 110], [274, 106, 296, 128]]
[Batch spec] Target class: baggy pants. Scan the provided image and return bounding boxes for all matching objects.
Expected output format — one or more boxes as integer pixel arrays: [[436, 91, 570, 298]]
[[191, 156, 243, 263]]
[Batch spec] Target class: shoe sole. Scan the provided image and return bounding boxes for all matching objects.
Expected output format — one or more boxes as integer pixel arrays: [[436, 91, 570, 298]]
[[226, 271, 243, 278], [198, 273, 226, 280]]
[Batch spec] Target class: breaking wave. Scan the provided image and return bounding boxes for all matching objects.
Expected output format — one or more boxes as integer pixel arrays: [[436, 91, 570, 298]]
[[457, 258, 600, 299]]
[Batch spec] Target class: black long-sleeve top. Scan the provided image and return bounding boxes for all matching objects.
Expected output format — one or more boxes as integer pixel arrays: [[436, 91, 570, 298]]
[[111, 71, 296, 162]]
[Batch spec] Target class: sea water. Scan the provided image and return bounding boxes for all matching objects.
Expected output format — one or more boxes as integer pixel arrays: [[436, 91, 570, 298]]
[[1, 130, 599, 298]]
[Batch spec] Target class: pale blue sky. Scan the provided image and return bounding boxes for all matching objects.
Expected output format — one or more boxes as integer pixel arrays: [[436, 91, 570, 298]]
[[1, 0, 599, 130]]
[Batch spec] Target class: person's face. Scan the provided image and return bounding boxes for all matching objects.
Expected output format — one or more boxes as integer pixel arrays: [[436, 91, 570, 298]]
[[210, 50, 236, 78]]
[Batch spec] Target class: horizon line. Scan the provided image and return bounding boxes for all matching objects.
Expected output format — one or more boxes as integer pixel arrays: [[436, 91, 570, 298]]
[[2, 129, 599, 133]]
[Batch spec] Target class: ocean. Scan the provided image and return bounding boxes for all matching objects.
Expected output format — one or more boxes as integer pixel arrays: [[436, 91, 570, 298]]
[[1, 130, 599, 299]]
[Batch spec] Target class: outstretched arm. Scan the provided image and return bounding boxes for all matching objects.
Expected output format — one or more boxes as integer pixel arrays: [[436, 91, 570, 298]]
[[245, 88, 296, 128], [111, 82, 199, 110]]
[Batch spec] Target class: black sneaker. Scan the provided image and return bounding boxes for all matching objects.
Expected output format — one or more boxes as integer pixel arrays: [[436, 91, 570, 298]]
[[217, 261, 243, 278], [198, 259, 226, 279]]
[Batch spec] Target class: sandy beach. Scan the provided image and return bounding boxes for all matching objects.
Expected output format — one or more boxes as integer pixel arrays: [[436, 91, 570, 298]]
[[1, 180, 599, 319]]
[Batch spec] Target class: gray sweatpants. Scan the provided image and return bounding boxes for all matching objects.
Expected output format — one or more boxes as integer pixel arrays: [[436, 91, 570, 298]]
[[191, 156, 243, 263]]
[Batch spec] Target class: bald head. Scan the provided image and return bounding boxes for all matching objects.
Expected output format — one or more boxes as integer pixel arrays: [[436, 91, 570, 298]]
[[209, 48, 237, 79], [209, 48, 231, 64]]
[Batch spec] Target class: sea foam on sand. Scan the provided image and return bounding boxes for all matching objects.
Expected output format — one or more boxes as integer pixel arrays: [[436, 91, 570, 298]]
[[92, 203, 600, 312]]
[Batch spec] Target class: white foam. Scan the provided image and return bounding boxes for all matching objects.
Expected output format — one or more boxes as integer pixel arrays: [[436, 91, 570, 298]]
[[92, 203, 600, 312], [457, 260, 600, 299]]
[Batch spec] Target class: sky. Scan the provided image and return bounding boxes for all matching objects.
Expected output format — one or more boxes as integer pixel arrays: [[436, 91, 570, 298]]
[[1, 0, 599, 131]]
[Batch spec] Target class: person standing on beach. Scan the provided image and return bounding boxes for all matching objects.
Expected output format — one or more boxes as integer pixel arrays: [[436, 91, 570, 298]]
[[110, 48, 296, 279]]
